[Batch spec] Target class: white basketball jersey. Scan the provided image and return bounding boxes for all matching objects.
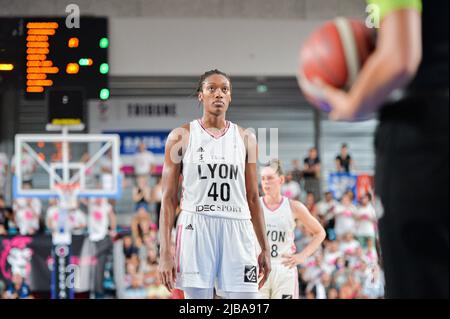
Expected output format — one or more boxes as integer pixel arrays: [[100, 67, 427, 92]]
[[260, 196, 296, 264], [181, 120, 250, 219]]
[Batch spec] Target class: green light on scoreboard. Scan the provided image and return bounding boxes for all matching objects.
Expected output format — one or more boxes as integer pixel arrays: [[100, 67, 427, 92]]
[[99, 88, 110, 100], [99, 63, 109, 74], [78, 58, 93, 66], [99, 37, 109, 49]]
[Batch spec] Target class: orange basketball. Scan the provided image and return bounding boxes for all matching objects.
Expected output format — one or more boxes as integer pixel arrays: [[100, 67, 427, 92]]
[[298, 17, 375, 112]]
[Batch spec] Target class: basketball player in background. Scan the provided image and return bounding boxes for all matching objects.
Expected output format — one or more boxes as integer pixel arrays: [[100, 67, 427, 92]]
[[259, 159, 325, 299], [309, 0, 448, 297], [158, 70, 271, 299]]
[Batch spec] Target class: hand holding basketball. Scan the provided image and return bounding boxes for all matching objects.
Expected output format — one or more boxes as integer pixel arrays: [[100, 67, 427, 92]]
[[298, 17, 375, 113]]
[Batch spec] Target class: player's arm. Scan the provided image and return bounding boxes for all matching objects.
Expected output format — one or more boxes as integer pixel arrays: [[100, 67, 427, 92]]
[[282, 200, 326, 268], [240, 127, 271, 289], [158, 125, 189, 291], [319, 3, 422, 120]]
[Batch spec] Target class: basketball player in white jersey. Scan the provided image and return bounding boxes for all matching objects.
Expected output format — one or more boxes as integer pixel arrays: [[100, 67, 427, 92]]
[[259, 160, 326, 299], [158, 70, 271, 299]]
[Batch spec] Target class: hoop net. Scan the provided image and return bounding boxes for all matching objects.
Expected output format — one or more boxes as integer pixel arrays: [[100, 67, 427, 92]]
[[54, 182, 80, 209]]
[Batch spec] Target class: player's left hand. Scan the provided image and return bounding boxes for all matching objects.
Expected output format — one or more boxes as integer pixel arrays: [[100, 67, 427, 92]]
[[257, 250, 271, 289], [281, 253, 307, 269]]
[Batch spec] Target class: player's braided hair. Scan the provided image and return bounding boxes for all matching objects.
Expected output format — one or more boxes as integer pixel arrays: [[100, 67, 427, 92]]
[[265, 159, 284, 176], [196, 69, 232, 93]]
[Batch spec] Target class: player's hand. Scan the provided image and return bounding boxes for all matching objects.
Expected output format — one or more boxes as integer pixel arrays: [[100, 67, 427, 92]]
[[311, 79, 360, 121], [281, 253, 307, 269], [257, 250, 271, 289], [158, 253, 176, 292]]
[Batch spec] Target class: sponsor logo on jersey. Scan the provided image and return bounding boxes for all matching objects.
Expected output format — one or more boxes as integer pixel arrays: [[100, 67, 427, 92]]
[[244, 265, 257, 283], [196, 204, 242, 213], [282, 295, 293, 299], [185, 224, 194, 230]]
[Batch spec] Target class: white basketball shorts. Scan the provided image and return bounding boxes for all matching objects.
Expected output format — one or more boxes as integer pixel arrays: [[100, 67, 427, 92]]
[[175, 211, 259, 293], [259, 264, 299, 299]]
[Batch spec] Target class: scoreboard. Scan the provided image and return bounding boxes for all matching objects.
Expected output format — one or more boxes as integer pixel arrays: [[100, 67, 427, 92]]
[[0, 17, 109, 100]]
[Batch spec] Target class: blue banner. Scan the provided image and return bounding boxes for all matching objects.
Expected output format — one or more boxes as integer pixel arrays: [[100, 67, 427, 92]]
[[104, 131, 170, 155], [328, 172, 358, 202]]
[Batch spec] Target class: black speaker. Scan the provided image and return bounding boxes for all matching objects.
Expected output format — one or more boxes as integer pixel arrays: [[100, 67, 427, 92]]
[[47, 89, 85, 126]]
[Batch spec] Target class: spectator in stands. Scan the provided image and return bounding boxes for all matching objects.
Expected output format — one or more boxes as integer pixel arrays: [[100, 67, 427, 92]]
[[2, 273, 32, 299], [0, 152, 8, 197], [133, 142, 155, 187], [364, 237, 379, 267], [361, 265, 385, 299], [131, 206, 153, 248], [132, 177, 152, 212], [332, 257, 348, 290], [335, 143, 353, 173], [339, 232, 361, 260], [123, 235, 139, 261], [303, 147, 321, 200], [147, 274, 171, 299], [0, 208, 7, 236], [317, 191, 338, 240], [11, 147, 36, 185], [323, 240, 343, 275], [338, 281, 354, 299], [294, 221, 315, 255], [99, 149, 119, 195], [124, 261, 146, 299], [345, 190, 356, 203], [69, 207, 87, 235], [87, 197, 117, 242], [355, 193, 377, 248], [13, 184, 42, 235], [46, 202, 87, 236], [0, 196, 11, 235], [142, 245, 159, 275], [305, 286, 317, 299], [302, 253, 325, 284], [83, 197, 118, 298], [334, 193, 357, 239], [45, 198, 58, 231], [304, 192, 318, 218], [327, 287, 338, 299], [281, 172, 301, 200], [306, 280, 327, 299], [150, 175, 163, 228], [339, 275, 361, 299], [290, 159, 303, 185], [314, 272, 332, 299]]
